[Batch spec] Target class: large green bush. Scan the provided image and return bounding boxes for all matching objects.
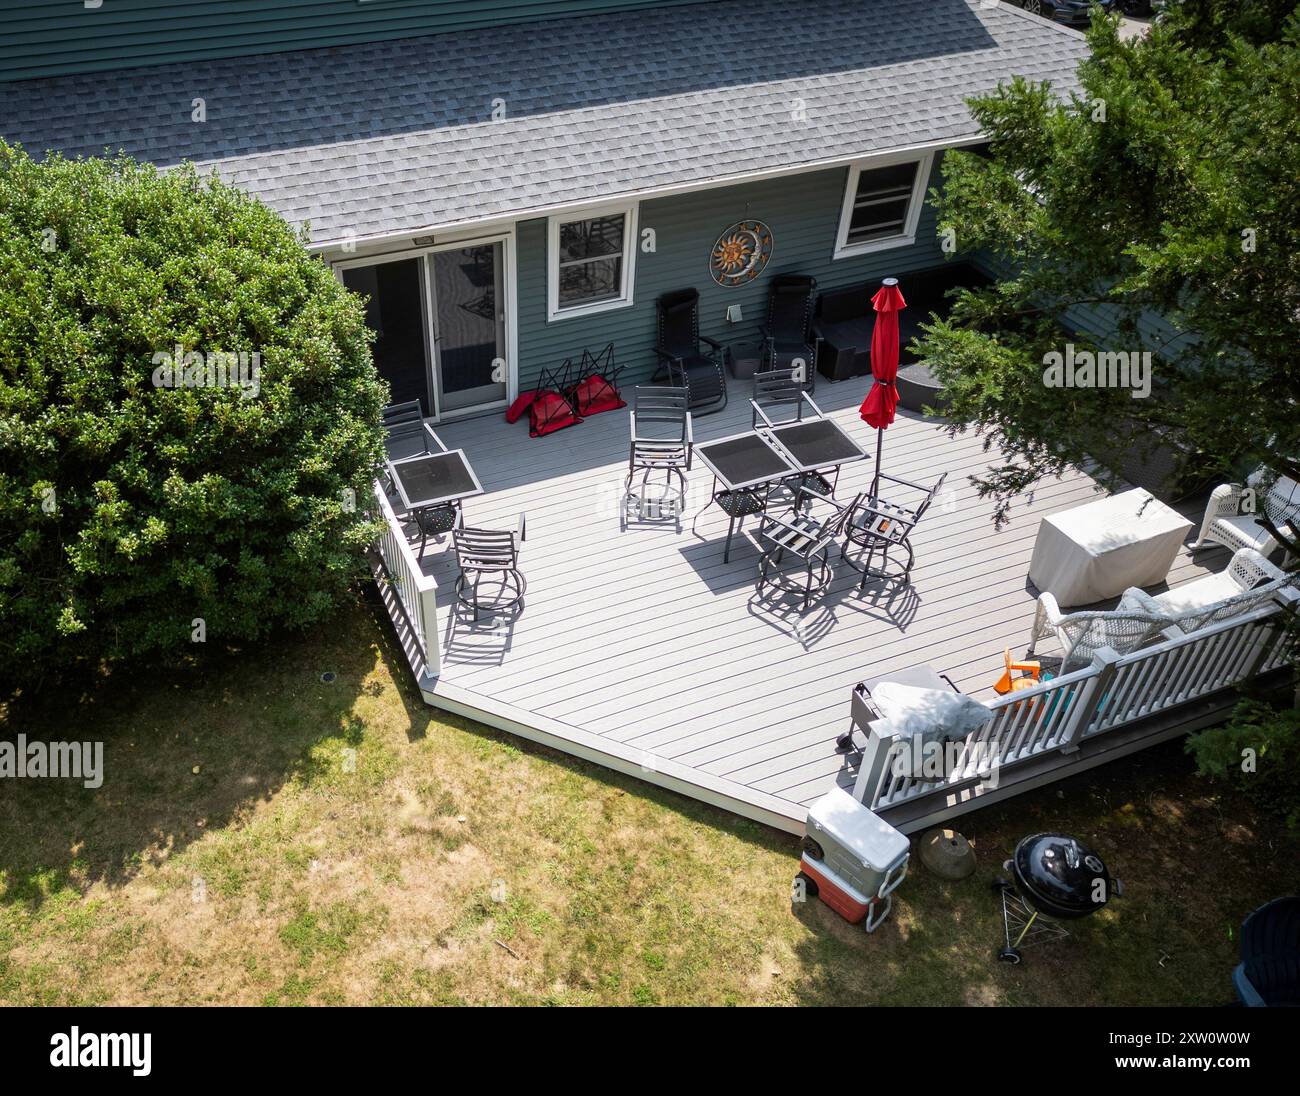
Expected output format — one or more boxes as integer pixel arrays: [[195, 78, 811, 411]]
[[0, 142, 387, 689], [1186, 697, 1300, 835]]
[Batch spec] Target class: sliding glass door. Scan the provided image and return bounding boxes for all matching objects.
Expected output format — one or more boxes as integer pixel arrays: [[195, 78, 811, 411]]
[[340, 239, 509, 419], [429, 244, 507, 413], [342, 258, 432, 416]]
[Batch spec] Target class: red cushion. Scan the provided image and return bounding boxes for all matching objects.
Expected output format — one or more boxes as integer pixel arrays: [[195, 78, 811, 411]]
[[528, 391, 581, 437], [571, 374, 626, 417], [505, 390, 539, 423]]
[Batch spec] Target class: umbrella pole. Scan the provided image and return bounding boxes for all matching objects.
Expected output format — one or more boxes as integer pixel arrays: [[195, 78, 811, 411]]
[[872, 427, 883, 500]]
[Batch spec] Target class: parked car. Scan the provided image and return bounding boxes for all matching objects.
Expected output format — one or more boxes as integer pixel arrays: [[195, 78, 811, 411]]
[[1016, 0, 1119, 26]]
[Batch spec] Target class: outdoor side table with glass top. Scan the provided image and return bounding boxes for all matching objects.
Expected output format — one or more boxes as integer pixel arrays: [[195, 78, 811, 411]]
[[387, 448, 485, 559]]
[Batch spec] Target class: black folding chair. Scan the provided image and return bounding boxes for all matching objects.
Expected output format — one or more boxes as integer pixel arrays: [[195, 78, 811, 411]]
[[453, 515, 527, 621], [382, 400, 427, 460], [842, 472, 947, 587], [760, 275, 820, 390], [758, 487, 863, 609], [654, 288, 728, 415], [626, 387, 692, 521]]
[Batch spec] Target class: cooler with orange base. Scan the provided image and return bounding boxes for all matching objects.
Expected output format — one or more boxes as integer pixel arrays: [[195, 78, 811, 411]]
[[795, 787, 910, 933]]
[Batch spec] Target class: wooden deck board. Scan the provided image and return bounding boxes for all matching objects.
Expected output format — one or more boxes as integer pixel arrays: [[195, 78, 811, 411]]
[[405, 374, 1224, 830]]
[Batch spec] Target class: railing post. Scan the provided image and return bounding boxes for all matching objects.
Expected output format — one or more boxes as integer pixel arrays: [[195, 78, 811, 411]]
[[1057, 646, 1122, 753], [420, 583, 441, 678], [1247, 587, 1299, 680], [853, 719, 906, 808]]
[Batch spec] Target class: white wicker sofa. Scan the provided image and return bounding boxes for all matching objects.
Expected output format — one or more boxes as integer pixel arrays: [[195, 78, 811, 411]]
[[1027, 596, 1168, 674], [1120, 548, 1291, 633], [1029, 548, 1294, 672]]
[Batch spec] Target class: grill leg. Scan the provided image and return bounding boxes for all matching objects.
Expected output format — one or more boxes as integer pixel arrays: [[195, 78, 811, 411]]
[[1011, 909, 1039, 949]]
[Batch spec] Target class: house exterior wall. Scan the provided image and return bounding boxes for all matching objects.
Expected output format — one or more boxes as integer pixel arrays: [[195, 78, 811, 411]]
[[0, 0, 716, 82], [514, 155, 951, 394]]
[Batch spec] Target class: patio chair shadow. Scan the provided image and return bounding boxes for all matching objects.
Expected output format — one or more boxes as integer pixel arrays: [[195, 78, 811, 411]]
[[746, 588, 840, 650], [440, 602, 523, 668]]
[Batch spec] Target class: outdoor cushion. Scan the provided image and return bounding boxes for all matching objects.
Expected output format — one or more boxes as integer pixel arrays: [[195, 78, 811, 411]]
[[872, 682, 994, 739], [1210, 514, 1277, 552], [818, 285, 871, 324], [528, 390, 581, 437], [871, 682, 993, 779], [506, 390, 539, 423]]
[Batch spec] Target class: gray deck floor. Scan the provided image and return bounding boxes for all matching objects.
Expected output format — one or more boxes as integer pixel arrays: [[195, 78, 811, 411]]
[[413, 374, 1222, 830]]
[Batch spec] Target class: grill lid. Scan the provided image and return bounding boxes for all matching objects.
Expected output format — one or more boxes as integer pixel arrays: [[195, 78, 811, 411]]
[[1012, 832, 1112, 920]]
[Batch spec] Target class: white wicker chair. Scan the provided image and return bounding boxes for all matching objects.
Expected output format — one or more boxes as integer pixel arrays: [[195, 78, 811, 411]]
[[1027, 593, 1168, 674], [1121, 548, 1291, 634], [1193, 469, 1300, 557]]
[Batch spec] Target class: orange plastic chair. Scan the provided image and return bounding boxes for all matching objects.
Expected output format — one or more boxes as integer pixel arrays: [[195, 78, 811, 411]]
[[993, 648, 1041, 695]]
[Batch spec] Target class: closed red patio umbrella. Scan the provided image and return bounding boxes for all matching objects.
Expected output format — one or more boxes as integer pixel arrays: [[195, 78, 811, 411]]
[[859, 277, 905, 497]]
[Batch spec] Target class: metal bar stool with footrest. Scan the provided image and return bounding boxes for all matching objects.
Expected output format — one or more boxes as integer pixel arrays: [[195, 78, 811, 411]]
[[625, 386, 692, 521], [757, 487, 863, 609], [842, 471, 947, 587], [452, 515, 527, 622]]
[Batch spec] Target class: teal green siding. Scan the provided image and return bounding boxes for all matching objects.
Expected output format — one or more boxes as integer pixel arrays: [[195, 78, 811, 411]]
[[515, 156, 950, 392], [0, 0, 716, 82]]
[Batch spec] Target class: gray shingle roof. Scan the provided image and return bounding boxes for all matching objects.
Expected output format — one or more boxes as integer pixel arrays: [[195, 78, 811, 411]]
[[0, 0, 1087, 246]]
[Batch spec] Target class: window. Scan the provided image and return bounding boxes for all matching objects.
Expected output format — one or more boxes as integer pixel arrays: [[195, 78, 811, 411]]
[[547, 203, 638, 320], [833, 152, 932, 259]]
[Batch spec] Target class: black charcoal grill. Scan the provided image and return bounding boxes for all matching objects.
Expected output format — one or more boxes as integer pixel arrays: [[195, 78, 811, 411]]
[[993, 832, 1121, 963]]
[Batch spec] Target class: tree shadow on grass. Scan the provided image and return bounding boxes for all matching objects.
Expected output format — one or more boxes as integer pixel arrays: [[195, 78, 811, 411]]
[[0, 578, 799, 925], [781, 740, 1295, 1007], [0, 589, 435, 915]]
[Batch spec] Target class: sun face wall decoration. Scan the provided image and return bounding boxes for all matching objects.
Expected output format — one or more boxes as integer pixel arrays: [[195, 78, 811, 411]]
[[709, 219, 774, 287]]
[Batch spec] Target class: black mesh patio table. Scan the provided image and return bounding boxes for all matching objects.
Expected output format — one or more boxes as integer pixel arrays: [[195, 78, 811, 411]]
[[389, 450, 483, 510], [695, 432, 795, 490], [692, 431, 797, 562], [386, 449, 484, 558], [765, 418, 867, 473]]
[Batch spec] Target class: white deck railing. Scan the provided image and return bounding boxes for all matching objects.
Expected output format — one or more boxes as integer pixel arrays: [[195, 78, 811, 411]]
[[372, 480, 441, 677], [857, 588, 1297, 812]]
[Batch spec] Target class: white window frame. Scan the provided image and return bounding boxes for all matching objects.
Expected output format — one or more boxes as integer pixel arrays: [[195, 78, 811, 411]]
[[547, 200, 639, 321], [833, 150, 933, 260]]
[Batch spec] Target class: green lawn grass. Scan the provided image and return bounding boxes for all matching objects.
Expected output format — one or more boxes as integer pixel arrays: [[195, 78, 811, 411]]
[[1, 591, 1294, 1006]]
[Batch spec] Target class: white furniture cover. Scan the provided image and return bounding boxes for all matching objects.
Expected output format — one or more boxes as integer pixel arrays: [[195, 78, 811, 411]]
[[1029, 488, 1193, 607]]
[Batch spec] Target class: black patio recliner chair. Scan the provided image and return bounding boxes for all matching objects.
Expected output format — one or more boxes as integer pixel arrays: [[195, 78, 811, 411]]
[[654, 288, 728, 415], [761, 274, 820, 391], [1233, 896, 1300, 1007]]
